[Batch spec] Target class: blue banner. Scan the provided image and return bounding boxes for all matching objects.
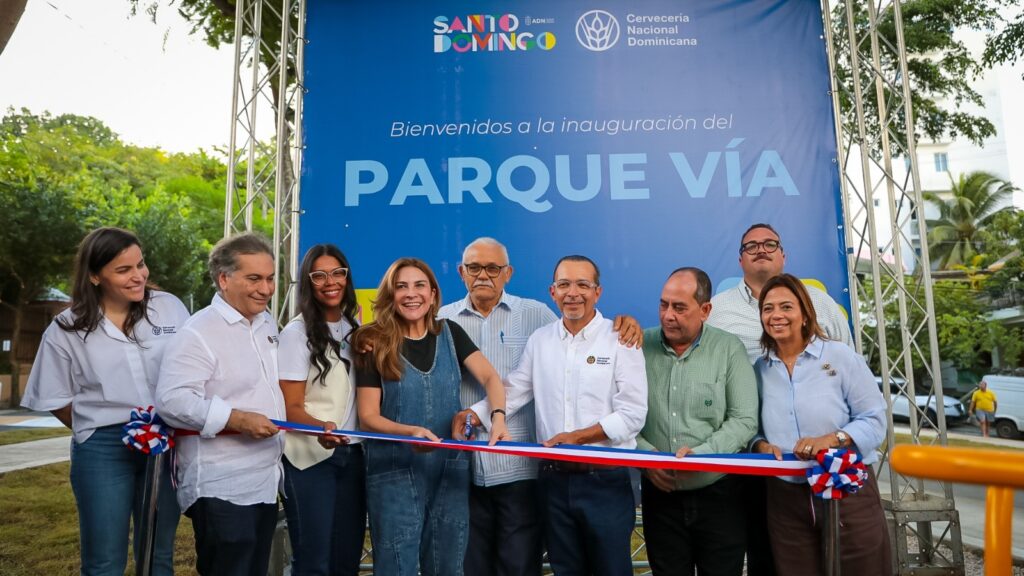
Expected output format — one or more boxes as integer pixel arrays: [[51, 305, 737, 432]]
[[301, 0, 848, 326]]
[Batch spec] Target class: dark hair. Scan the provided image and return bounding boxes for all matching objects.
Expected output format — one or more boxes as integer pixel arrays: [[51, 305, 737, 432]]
[[297, 244, 359, 385], [208, 232, 274, 290], [740, 223, 781, 246], [58, 227, 152, 343], [552, 255, 600, 285], [667, 267, 712, 304], [758, 273, 827, 357]]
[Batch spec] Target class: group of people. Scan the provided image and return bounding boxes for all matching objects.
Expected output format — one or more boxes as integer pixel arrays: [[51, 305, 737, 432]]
[[22, 223, 894, 576]]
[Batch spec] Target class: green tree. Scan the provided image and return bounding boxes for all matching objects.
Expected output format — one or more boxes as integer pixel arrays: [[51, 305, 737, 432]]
[[924, 171, 1018, 269], [0, 179, 85, 406], [830, 0, 1020, 147], [860, 276, 1024, 381], [0, 109, 235, 403], [983, 7, 1024, 79]]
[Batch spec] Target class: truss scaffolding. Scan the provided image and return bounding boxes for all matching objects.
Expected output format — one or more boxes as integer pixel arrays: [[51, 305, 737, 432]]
[[224, 0, 305, 325], [226, 0, 964, 572]]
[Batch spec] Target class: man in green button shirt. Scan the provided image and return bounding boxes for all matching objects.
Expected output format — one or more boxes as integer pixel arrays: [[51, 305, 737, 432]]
[[637, 267, 758, 576]]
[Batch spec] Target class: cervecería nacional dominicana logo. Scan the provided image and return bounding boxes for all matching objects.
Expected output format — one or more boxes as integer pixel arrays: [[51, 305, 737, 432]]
[[434, 14, 557, 53], [576, 9, 696, 51]]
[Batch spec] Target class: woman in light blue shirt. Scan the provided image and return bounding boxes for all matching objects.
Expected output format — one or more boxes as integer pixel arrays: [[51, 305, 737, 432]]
[[751, 274, 891, 576]]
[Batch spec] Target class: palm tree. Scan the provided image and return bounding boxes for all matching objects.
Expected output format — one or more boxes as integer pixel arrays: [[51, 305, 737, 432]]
[[925, 171, 1018, 270]]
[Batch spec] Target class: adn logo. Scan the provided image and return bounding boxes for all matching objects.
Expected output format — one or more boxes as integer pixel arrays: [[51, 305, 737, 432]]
[[576, 10, 620, 51]]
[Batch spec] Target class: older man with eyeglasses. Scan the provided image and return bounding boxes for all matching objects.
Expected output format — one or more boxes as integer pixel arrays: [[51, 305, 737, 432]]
[[706, 223, 852, 576], [441, 239, 642, 576], [465, 254, 647, 576]]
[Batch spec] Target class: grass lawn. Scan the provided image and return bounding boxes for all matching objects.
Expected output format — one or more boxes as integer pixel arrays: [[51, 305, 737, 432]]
[[0, 462, 198, 575], [0, 427, 71, 447]]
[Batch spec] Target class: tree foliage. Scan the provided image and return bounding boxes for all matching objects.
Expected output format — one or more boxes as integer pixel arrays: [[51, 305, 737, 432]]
[[924, 171, 1019, 269], [0, 109, 235, 401], [1, 109, 224, 301], [983, 7, 1024, 78], [831, 0, 1007, 148], [860, 275, 1024, 380]]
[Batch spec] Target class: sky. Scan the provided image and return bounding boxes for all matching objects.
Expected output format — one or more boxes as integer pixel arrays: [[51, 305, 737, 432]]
[[0, 0, 247, 153]]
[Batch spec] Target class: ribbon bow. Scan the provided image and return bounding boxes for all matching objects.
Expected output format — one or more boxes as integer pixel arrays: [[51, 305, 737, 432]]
[[122, 406, 175, 455], [806, 448, 867, 500]]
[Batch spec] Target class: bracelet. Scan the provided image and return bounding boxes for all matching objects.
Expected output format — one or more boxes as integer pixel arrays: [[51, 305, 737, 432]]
[[490, 408, 507, 419]]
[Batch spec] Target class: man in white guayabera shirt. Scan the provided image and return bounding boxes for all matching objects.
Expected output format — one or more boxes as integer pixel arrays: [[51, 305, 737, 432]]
[[156, 233, 285, 576]]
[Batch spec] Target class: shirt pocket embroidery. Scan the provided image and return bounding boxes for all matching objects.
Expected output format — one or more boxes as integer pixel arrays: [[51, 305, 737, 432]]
[[687, 380, 723, 423]]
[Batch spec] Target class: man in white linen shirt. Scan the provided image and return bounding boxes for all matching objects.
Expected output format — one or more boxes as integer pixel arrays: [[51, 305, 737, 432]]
[[471, 255, 647, 576], [156, 233, 285, 576]]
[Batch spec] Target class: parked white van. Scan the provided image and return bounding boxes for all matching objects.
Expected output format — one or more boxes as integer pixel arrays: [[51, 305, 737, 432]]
[[963, 375, 1024, 439]]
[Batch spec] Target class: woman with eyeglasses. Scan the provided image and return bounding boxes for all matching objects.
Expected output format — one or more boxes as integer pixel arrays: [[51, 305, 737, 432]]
[[21, 227, 189, 575], [353, 257, 509, 576], [277, 244, 366, 576], [750, 274, 890, 575]]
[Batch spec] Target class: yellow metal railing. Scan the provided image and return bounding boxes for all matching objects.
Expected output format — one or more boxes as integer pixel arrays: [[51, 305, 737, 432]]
[[890, 445, 1024, 576]]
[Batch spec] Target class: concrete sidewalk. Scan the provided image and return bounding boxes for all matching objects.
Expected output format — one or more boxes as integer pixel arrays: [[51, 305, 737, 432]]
[[0, 436, 70, 474]]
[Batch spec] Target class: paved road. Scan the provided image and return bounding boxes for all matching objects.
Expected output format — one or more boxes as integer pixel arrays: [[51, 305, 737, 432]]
[[877, 463, 1024, 561]]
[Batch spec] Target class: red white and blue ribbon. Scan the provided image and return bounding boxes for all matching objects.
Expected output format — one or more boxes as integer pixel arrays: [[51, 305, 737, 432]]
[[806, 448, 867, 500], [122, 406, 175, 455], [267, 420, 813, 477]]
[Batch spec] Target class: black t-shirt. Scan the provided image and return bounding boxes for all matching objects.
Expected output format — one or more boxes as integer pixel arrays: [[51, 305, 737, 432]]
[[356, 319, 478, 388]]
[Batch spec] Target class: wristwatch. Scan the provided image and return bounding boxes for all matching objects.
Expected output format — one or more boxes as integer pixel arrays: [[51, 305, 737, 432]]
[[491, 408, 507, 419], [835, 430, 850, 447]]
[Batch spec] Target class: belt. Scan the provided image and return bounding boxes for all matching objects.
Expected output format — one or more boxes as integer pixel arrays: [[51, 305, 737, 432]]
[[541, 460, 618, 474]]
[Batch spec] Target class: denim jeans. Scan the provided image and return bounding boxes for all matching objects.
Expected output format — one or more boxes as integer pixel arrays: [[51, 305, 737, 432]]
[[641, 474, 747, 576], [366, 322, 469, 576], [70, 424, 179, 576], [283, 443, 367, 576], [538, 466, 635, 576]]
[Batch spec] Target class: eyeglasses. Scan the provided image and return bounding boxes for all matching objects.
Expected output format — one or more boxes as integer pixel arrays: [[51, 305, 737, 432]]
[[739, 240, 782, 255], [309, 267, 349, 286], [552, 279, 599, 292], [463, 263, 508, 278]]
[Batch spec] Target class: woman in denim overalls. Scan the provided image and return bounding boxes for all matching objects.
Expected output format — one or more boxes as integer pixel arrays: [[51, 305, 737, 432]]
[[354, 258, 509, 576]]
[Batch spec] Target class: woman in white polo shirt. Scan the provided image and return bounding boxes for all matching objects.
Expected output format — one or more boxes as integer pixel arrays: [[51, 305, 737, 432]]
[[21, 227, 190, 576], [278, 244, 365, 576]]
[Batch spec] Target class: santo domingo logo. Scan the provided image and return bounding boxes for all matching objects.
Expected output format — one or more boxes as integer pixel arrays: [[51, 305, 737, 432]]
[[434, 14, 557, 53], [576, 10, 620, 51]]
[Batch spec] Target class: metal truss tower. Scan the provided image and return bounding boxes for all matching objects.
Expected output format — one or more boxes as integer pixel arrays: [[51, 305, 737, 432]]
[[224, 0, 305, 325], [226, 0, 966, 572], [824, 0, 963, 572]]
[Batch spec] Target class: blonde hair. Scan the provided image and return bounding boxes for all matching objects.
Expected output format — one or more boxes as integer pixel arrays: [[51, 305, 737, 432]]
[[353, 258, 443, 380]]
